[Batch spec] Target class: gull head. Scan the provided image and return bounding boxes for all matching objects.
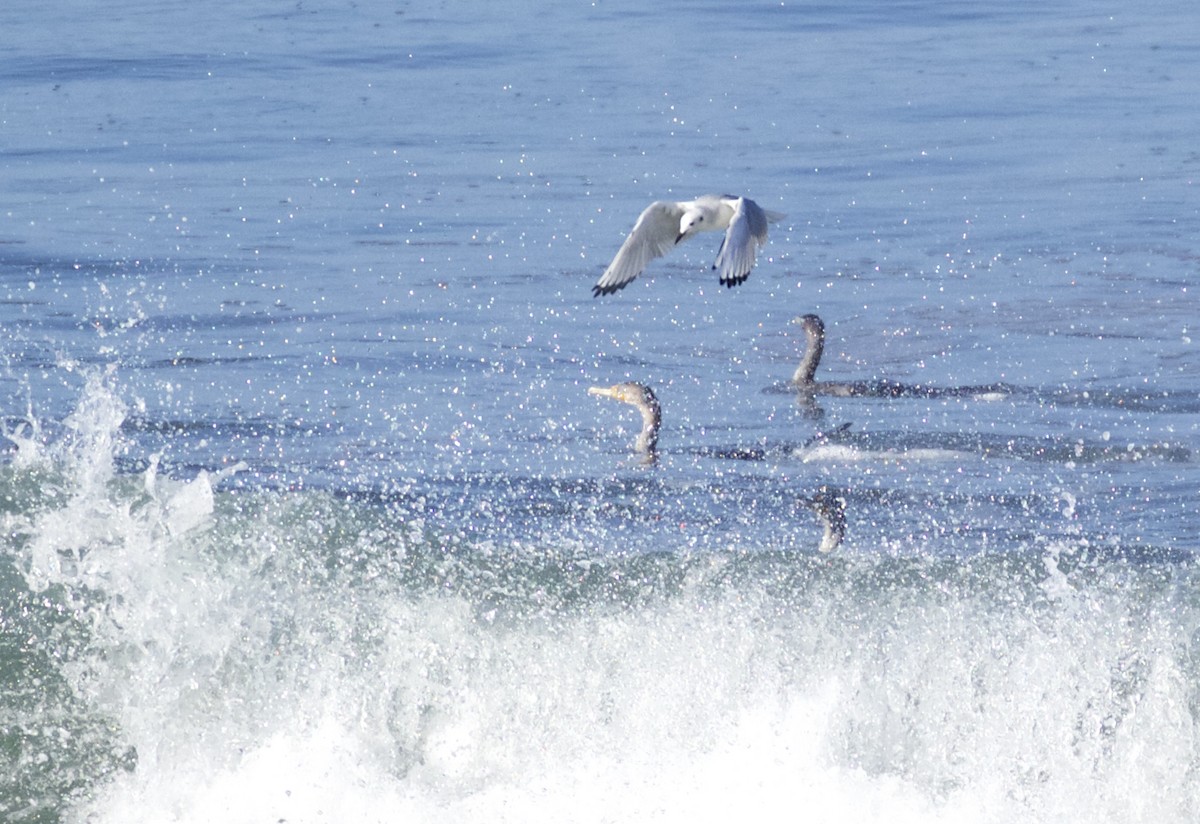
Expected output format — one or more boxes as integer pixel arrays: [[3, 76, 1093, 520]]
[[676, 208, 705, 243]]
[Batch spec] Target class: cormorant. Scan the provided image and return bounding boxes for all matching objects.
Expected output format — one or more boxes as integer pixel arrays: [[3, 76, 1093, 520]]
[[791, 314, 1009, 399], [804, 488, 847, 553], [588, 382, 661, 464]]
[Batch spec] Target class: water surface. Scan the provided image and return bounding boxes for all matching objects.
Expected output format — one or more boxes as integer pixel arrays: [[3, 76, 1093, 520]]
[[1, 1, 1198, 821]]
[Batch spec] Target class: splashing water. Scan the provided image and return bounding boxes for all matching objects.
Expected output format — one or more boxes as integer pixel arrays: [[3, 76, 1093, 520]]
[[1, 371, 1198, 823]]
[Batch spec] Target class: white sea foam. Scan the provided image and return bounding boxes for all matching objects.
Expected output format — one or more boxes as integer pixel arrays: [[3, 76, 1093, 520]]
[[797, 443, 972, 464], [17, 384, 1193, 824], [70, 560, 1200, 824]]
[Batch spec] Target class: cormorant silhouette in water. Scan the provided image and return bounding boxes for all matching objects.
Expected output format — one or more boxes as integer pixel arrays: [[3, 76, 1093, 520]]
[[791, 314, 1010, 399]]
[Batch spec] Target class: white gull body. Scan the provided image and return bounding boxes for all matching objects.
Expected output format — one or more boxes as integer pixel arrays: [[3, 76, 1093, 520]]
[[592, 194, 784, 296]]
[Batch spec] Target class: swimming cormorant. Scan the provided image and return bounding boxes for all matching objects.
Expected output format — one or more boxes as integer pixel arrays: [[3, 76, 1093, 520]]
[[791, 314, 1009, 399], [804, 488, 847, 553], [588, 382, 661, 464]]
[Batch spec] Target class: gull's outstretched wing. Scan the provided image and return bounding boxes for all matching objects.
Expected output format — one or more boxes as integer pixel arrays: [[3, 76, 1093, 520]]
[[712, 197, 774, 288], [592, 201, 682, 296]]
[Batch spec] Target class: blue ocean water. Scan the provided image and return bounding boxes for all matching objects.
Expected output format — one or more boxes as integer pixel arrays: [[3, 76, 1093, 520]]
[[2, 0, 1198, 821]]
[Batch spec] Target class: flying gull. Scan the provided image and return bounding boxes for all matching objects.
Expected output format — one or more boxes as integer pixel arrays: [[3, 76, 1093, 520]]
[[592, 195, 784, 296]]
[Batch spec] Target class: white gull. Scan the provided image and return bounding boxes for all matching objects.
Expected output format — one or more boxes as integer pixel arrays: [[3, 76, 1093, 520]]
[[592, 194, 784, 296]]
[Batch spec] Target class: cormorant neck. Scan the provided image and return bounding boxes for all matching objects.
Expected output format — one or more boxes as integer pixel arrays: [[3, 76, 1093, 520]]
[[792, 314, 825, 387], [590, 383, 661, 465], [634, 393, 661, 460]]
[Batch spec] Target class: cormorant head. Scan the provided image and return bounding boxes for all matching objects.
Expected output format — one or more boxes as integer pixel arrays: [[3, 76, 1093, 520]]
[[794, 313, 825, 341], [589, 382, 661, 462]]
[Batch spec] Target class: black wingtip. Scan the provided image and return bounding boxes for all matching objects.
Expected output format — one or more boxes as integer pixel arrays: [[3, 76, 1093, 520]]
[[592, 282, 625, 297]]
